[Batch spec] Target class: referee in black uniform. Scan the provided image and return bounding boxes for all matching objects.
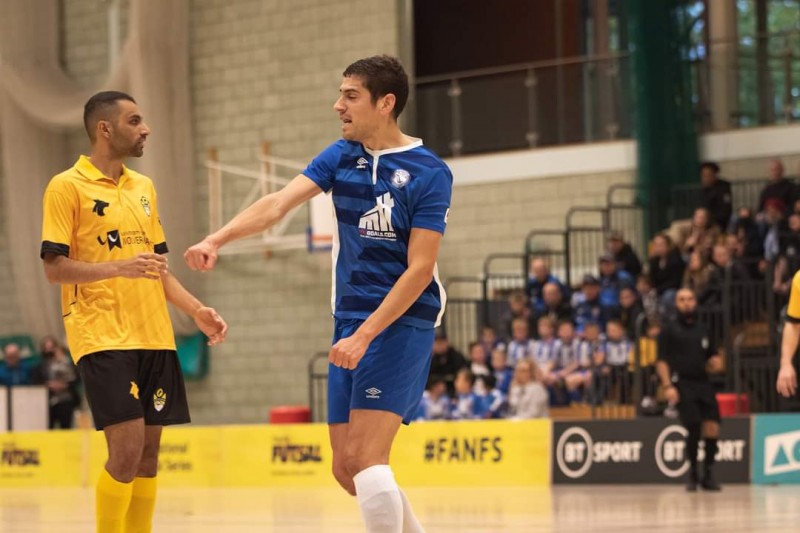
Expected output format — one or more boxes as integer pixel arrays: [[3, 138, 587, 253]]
[[657, 288, 724, 491]]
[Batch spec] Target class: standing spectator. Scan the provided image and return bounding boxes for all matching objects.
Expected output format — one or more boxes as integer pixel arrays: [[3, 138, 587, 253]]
[[533, 282, 572, 327], [36, 342, 81, 429], [467, 342, 491, 378], [607, 231, 643, 278], [619, 286, 646, 340], [531, 317, 558, 384], [758, 159, 795, 216], [414, 378, 450, 421], [700, 244, 751, 305], [700, 161, 733, 230], [598, 252, 634, 309], [429, 334, 468, 397], [649, 233, 686, 313], [763, 198, 788, 262], [39, 335, 59, 359], [636, 274, 661, 326], [0, 343, 41, 386], [679, 208, 721, 261], [774, 213, 800, 295], [600, 320, 635, 403], [682, 250, 714, 296], [552, 321, 593, 403], [490, 348, 514, 395], [450, 368, 487, 420], [573, 275, 611, 333], [526, 257, 567, 314], [498, 291, 532, 340], [507, 360, 549, 419], [506, 318, 536, 367]]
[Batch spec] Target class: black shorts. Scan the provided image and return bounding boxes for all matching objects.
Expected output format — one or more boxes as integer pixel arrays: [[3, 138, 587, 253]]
[[78, 349, 191, 430], [677, 380, 720, 426]]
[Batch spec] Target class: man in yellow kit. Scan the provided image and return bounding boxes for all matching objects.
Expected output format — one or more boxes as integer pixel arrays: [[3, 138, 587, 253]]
[[40, 91, 228, 533], [778, 270, 800, 398]]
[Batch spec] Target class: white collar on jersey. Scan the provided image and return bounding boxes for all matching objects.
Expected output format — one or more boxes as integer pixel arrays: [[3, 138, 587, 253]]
[[363, 137, 423, 157]]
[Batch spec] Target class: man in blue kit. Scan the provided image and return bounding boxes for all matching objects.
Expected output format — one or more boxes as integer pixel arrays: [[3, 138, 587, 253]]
[[185, 55, 452, 532]]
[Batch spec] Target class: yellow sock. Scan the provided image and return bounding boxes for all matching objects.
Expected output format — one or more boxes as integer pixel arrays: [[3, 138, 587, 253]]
[[124, 476, 158, 533], [96, 469, 133, 533]]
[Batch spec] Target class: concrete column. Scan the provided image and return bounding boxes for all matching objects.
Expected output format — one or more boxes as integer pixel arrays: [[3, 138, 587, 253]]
[[708, 0, 739, 130]]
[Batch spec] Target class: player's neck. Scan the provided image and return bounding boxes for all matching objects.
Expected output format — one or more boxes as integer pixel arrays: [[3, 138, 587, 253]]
[[361, 123, 413, 152], [89, 151, 125, 183]]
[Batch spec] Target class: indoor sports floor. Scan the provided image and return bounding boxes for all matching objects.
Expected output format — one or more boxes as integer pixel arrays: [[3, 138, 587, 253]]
[[1, 484, 798, 532]]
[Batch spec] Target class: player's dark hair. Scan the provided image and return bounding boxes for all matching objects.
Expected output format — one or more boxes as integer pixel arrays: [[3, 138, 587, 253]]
[[343, 55, 409, 120], [83, 91, 136, 141]]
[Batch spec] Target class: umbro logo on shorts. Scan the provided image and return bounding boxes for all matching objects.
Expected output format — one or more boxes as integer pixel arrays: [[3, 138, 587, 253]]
[[365, 387, 381, 399]]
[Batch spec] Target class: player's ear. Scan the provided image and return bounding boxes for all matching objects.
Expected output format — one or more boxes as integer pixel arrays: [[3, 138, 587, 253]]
[[381, 94, 396, 116], [98, 120, 111, 139]]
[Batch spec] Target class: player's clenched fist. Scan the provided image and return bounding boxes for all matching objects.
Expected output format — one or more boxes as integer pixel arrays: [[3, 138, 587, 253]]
[[193, 306, 228, 346], [184, 239, 219, 272], [777, 363, 797, 398], [118, 253, 168, 280], [329, 333, 370, 370]]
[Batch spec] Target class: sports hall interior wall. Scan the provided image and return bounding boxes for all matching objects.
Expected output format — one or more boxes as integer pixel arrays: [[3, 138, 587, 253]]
[[1, 0, 798, 424]]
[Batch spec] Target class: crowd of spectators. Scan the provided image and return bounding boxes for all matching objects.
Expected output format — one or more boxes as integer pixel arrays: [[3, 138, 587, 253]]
[[0, 336, 81, 429], [422, 158, 800, 420]]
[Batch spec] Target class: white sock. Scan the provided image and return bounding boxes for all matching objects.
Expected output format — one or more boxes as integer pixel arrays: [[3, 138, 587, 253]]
[[399, 488, 425, 533], [353, 465, 403, 533]]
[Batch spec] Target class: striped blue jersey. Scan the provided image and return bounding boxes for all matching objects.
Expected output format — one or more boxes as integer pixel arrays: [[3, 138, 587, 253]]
[[303, 138, 452, 329]]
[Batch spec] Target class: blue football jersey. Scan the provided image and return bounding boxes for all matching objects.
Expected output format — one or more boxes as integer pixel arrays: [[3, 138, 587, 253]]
[[303, 138, 452, 329]]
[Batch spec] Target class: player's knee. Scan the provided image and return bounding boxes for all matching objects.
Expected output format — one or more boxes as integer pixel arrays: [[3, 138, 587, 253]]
[[332, 462, 356, 496], [137, 444, 160, 477], [106, 445, 144, 482]]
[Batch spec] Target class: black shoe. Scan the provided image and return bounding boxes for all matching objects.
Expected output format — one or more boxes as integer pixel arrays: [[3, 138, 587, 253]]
[[701, 469, 722, 491], [686, 470, 699, 492]]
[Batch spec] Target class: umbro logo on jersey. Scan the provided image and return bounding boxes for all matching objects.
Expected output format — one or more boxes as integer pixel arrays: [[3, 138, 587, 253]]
[[97, 229, 122, 250], [365, 387, 382, 399], [92, 199, 110, 216], [356, 157, 368, 170], [359, 193, 396, 241]]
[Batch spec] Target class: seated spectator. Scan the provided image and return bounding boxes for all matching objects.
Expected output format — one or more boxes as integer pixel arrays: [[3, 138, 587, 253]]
[[475, 374, 507, 419], [507, 317, 536, 368], [36, 341, 80, 429], [678, 207, 721, 261], [763, 198, 788, 262], [415, 378, 451, 421], [479, 325, 506, 355], [573, 275, 612, 333], [450, 368, 488, 420], [597, 320, 635, 404], [648, 233, 686, 314], [682, 249, 713, 296], [526, 257, 568, 314], [636, 274, 660, 325], [507, 360, 549, 419], [467, 342, 491, 378], [700, 243, 751, 305], [531, 317, 557, 381], [428, 334, 468, 397], [607, 231, 643, 278], [0, 343, 41, 386], [758, 159, 795, 216], [700, 161, 733, 230], [598, 252, 634, 309], [490, 347, 514, 395], [619, 286, 646, 340], [732, 207, 765, 277], [532, 282, 572, 327], [637, 322, 661, 400], [498, 290, 532, 340], [552, 321, 592, 403], [773, 213, 800, 295]]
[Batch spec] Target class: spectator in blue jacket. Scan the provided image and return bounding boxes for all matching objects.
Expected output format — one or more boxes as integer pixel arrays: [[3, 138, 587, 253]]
[[0, 343, 41, 387], [451, 368, 488, 420], [598, 252, 634, 310], [573, 275, 611, 333], [526, 257, 568, 314]]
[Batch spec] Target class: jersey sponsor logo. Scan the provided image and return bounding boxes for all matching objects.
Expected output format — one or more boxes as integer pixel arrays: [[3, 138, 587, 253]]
[[764, 429, 800, 475], [391, 169, 411, 189], [140, 196, 151, 217], [130, 381, 140, 400], [97, 229, 122, 250], [365, 387, 382, 399], [92, 199, 110, 216], [356, 157, 368, 170], [153, 388, 167, 412], [359, 193, 396, 241]]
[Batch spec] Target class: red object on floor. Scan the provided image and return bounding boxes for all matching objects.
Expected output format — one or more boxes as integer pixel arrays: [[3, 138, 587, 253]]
[[716, 393, 750, 417], [269, 405, 311, 424]]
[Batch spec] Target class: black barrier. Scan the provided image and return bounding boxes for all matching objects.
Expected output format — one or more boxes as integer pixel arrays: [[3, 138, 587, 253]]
[[566, 207, 608, 286], [552, 417, 751, 484], [670, 178, 767, 221]]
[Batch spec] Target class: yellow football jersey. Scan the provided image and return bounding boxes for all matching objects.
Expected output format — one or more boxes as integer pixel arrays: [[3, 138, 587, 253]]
[[788, 270, 800, 323], [41, 156, 176, 362]]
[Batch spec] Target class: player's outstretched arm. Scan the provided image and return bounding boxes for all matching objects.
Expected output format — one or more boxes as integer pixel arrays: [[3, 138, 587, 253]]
[[184, 175, 323, 272], [43, 253, 168, 284], [161, 270, 228, 346], [328, 228, 442, 370], [777, 321, 799, 398]]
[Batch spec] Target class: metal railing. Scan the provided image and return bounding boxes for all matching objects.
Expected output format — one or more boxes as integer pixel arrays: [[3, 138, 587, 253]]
[[670, 178, 769, 222]]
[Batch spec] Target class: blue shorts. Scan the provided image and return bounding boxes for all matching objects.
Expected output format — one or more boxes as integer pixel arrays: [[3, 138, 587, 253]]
[[328, 318, 434, 425]]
